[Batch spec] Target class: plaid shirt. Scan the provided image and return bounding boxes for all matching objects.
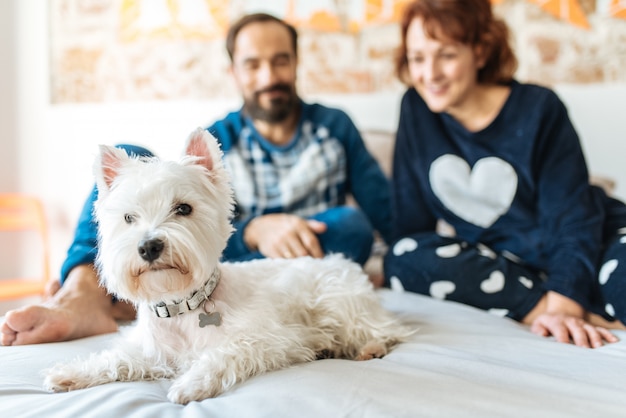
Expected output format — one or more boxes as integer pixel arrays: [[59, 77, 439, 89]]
[[209, 101, 391, 258], [223, 120, 346, 219]]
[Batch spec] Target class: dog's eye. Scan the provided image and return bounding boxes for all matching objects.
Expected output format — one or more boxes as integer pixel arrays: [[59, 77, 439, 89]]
[[174, 203, 192, 216], [124, 213, 135, 224]]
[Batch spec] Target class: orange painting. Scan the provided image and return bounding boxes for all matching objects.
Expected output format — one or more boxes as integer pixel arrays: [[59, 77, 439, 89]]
[[285, 0, 412, 33], [119, 0, 229, 42], [609, 0, 626, 19], [526, 0, 590, 28]]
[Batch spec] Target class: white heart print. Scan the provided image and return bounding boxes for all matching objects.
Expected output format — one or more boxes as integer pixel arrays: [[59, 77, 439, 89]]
[[518, 276, 533, 289], [393, 238, 418, 256], [599, 259, 618, 285], [605, 303, 616, 317], [389, 276, 405, 292], [477, 243, 496, 259], [488, 308, 509, 317], [435, 243, 462, 258], [430, 155, 518, 228], [430, 281, 456, 300], [480, 270, 505, 293]]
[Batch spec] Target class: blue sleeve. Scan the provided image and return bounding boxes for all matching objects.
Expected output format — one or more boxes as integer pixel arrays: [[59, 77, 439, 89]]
[[221, 217, 254, 260], [207, 118, 252, 259], [59, 185, 99, 283], [533, 92, 605, 308], [340, 114, 393, 244], [390, 92, 438, 242], [206, 116, 236, 154], [59, 144, 155, 283]]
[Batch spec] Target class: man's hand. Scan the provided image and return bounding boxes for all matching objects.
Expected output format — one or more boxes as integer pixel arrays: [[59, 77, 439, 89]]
[[244, 214, 327, 259], [530, 291, 618, 348]]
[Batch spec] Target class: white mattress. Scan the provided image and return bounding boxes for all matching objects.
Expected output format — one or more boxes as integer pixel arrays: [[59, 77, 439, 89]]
[[2, 289, 626, 418]]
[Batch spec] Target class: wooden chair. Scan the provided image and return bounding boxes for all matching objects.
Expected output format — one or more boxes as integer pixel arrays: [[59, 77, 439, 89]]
[[0, 194, 50, 301]]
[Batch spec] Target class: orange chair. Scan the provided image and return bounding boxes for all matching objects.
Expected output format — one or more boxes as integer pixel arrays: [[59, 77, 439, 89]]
[[0, 194, 50, 301]]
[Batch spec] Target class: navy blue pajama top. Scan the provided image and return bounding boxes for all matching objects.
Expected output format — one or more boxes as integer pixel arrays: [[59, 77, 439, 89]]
[[391, 80, 610, 308]]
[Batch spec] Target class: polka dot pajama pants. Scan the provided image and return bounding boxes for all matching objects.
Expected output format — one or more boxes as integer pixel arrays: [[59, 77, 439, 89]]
[[383, 229, 626, 324]]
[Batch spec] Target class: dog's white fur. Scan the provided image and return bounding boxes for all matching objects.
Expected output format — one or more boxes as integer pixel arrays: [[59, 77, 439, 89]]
[[44, 129, 412, 404]]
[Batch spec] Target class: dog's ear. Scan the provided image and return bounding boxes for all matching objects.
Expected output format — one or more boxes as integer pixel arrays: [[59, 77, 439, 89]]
[[94, 145, 130, 192], [184, 128, 223, 173]]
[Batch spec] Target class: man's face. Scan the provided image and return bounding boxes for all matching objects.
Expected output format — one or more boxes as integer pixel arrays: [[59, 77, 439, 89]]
[[230, 21, 298, 123]]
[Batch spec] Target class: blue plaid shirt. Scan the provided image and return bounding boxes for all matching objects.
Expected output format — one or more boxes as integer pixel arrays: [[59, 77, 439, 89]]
[[209, 101, 391, 259]]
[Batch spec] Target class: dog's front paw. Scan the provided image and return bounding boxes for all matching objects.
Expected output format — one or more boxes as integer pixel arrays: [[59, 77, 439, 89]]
[[44, 353, 124, 392], [168, 370, 226, 403], [355, 341, 388, 361], [44, 364, 96, 392]]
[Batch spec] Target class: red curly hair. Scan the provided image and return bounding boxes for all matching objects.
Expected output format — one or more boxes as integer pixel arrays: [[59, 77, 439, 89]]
[[394, 0, 517, 85]]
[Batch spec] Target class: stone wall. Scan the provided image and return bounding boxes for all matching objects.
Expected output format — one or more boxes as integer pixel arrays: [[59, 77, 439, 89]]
[[50, 0, 626, 103]]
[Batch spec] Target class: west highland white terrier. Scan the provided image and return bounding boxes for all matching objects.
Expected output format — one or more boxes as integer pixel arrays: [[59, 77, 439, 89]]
[[44, 129, 412, 404]]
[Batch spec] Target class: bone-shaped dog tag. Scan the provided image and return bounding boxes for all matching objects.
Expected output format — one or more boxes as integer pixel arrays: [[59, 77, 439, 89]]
[[199, 312, 222, 328]]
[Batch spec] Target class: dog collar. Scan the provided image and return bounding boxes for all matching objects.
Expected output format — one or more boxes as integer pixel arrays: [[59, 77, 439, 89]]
[[152, 268, 221, 318]]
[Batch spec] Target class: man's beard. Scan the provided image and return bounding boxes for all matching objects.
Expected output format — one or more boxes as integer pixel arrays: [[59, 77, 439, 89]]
[[244, 83, 298, 123]]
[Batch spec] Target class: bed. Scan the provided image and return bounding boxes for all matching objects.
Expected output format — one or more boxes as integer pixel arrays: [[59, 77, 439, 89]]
[[2, 288, 626, 418]]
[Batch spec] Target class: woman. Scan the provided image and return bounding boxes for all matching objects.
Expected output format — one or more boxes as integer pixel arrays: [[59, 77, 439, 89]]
[[384, 0, 626, 348]]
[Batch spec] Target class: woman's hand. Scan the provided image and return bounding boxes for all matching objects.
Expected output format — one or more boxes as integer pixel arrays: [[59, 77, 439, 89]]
[[530, 291, 618, 348], [530, 313, 617, 348]]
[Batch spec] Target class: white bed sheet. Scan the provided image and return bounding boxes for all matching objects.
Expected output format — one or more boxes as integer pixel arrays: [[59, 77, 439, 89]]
[[2, 289, 626, 418]]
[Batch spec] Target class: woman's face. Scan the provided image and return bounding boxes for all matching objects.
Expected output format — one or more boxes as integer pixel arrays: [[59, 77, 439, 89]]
[[405, 17, 484, 114]]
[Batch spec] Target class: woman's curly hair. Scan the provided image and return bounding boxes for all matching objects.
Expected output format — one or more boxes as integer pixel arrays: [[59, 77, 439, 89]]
[[394, 0, 517, 85]]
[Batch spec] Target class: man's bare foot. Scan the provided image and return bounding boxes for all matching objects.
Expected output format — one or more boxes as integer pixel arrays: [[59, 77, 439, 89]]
[[43, 278, 61, 300], [1, 265, 135, 346]]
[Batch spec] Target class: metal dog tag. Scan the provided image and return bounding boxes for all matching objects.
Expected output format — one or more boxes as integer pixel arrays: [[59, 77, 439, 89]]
[[199, 312, 222, 328], [199, 298, 221, 327]]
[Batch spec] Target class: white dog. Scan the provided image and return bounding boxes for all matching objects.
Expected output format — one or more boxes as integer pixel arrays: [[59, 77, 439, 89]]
[[44, 129, 412, 404]]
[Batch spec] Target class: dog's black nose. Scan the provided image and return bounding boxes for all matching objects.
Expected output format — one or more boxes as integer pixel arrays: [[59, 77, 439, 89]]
[[138, 238, 164, 262]]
